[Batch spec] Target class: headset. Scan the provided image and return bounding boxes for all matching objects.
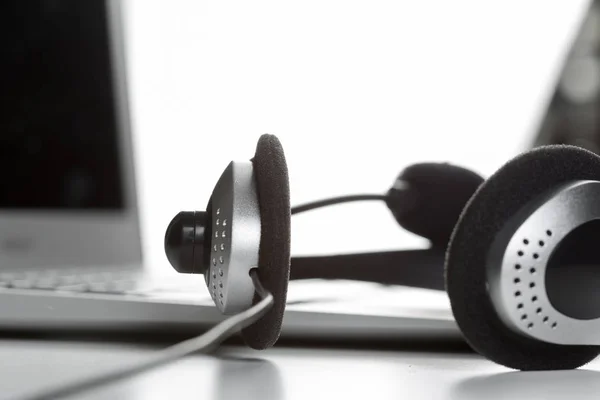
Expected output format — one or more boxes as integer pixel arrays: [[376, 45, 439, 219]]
[[163, 133, 600, 372], [29, 134, 600, 400]]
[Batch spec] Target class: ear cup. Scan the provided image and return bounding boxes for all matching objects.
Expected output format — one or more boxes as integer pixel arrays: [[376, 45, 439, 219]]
[[446, 145, 600, 370], [241, 134, 291, 349]]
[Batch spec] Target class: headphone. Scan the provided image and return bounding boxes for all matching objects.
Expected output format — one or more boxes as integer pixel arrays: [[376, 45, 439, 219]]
[[163, 134, 600, 371]]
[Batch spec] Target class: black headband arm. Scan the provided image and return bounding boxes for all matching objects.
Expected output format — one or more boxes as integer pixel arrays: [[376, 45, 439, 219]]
[[289, 248, 446, 291]]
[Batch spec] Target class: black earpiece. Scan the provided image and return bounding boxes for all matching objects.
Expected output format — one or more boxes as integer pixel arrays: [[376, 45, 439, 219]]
[[164, 211, 211, 275], [386, 163, 484, 248], [165, 135, 600, 372]]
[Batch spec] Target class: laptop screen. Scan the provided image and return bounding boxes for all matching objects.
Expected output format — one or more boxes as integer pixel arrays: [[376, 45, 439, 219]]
[[0, 0, 124, 210]]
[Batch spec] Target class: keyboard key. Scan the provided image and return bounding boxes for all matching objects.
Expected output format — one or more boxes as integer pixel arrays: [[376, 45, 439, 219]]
[[55, 284, 89, 292], [59, 275, 84, 285], [112, 280, 136, 291], [88, 282, 111, 293], [34, 278, 60, 290], [11, 279, 35, 289], [88, 280, 137, 295]]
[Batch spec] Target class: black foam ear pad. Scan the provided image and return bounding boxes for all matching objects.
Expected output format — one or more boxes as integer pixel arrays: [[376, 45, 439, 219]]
[[241, 134, 291, 349], [446, 145, 600, 370]]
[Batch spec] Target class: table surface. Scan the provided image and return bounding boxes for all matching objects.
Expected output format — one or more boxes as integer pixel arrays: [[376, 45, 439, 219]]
[[2, 337, 600, 400]]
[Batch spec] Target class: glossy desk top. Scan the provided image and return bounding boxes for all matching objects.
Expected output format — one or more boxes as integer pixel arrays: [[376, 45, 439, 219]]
[[2, 338, 600, 400]]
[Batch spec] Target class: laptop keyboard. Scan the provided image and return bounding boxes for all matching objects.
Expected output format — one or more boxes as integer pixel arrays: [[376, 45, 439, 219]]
[[0, 270, 369, 306], [0, 269, 165, 296], [0, 270, 357, 307], [0, 270, 455, 317]]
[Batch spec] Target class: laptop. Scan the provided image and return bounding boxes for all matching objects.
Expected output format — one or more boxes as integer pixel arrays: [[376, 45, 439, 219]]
[[1, 0, 588, 344]]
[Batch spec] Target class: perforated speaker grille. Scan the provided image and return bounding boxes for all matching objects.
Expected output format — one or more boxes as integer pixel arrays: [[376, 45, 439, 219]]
[[209, 207, 230, 306], [205, 160, 260, 315], [510, 229, 558, 332]]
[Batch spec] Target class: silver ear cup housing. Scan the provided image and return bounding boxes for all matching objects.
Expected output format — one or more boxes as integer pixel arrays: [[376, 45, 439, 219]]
[[488, 180, 600, 345], [206, 161, 261, 315]]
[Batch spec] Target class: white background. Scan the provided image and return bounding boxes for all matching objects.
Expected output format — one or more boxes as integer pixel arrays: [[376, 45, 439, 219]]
[[121, 0, 591, 271]]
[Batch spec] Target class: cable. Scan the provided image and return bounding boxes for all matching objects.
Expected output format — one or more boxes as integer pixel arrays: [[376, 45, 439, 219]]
[[20, 269, 273, 400], [291, 194, 387, 215]]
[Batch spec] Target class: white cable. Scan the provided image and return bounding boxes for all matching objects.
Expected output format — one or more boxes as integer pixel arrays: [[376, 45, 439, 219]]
[[20, 269, 273, 400]]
